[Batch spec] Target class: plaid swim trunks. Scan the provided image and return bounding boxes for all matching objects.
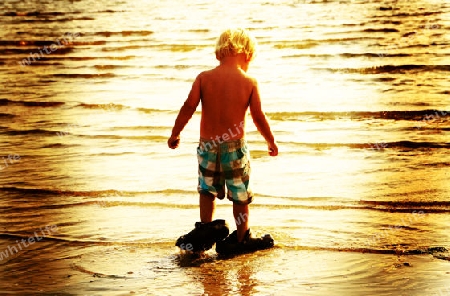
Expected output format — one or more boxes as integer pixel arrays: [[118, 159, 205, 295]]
[[197, 138, 253, 205]]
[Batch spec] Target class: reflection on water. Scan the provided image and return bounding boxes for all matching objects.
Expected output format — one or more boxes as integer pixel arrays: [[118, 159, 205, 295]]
[[0, 0, 449, 294]]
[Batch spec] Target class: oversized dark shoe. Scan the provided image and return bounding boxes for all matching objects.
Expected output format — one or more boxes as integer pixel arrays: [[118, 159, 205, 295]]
[[216, 229, 274, 255], [176, 219, 229, 252]]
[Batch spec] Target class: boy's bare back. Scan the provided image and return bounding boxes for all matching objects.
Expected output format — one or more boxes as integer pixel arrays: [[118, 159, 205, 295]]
[[190, 60, 265, 142]]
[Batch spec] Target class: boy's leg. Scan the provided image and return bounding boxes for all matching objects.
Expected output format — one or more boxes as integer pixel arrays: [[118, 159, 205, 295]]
[[200, 193, 215, 223], [176, 193, 228, 252], [233, 203, 249, 242]]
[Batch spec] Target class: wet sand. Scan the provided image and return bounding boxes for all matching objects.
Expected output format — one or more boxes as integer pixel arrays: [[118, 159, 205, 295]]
[[1, 238, 450, 295]]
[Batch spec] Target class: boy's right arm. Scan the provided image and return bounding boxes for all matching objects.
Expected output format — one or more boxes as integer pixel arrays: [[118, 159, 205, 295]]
[[168, 74, 202, 149], [249, 79, 278, 156]]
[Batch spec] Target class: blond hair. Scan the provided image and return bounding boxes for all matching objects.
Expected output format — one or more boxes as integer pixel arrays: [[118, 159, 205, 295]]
[[215, 28, 257, 61]]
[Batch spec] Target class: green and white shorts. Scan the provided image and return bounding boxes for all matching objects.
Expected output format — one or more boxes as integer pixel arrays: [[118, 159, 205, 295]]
[[197, 138, 253, 205]]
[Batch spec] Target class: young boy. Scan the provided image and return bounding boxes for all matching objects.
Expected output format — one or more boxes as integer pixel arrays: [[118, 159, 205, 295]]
[[168, 28, 278, 255]]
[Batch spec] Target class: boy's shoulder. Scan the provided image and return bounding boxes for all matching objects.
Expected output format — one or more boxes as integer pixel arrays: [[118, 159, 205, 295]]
[[197, 67, 257, 85]]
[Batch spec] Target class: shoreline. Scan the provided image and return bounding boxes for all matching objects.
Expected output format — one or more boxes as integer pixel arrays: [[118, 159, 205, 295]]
[[1, 240, 449, 295]]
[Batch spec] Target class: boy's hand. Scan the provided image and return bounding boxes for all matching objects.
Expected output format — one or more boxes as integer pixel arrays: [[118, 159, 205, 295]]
[[168, 135, 180, 149], [268, 142, 278, 156]]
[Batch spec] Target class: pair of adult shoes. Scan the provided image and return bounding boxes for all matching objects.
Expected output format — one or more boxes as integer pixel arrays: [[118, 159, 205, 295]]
[[216, 229, 274, 255], [176, 220, 274, 255], [175, 219, 229, 252]]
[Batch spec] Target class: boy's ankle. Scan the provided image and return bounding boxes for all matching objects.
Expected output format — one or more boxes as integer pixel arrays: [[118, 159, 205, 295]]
[[237, 228, 251, 243]]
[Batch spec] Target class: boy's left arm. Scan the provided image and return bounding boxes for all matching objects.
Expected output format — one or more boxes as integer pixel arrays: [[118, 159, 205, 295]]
[[168, 75, 202, 149]]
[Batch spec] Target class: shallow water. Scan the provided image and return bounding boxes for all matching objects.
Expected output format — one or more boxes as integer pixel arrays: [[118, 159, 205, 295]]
[[0, 0, 449, 295]]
